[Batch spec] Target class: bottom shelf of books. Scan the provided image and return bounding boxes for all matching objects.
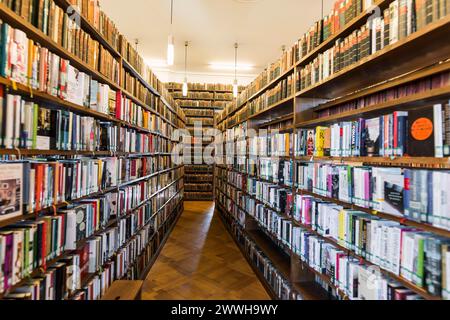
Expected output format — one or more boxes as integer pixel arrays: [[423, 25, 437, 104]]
[[214, 163, 449, 300], [0, 189, 184, 300]]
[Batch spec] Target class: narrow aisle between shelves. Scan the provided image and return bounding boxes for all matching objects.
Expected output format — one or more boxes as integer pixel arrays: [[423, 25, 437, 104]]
[[142, 202, 270, 300]]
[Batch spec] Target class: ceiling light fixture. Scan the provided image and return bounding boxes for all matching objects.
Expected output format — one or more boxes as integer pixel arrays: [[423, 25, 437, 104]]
[[182, 41, 189, 97], [233, 43, 239, 98], [167, 0, 175, 66]]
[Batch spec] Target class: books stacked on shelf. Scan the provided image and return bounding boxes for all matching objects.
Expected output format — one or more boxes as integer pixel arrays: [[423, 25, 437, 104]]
[[177, 100, 214, 108], [214, 0, 450, 302], [183, 109, 214, 118], [0, 1, 120, 84], [67, 0, 120, 50], [291, 192, 450, 299], [172, 91, 214, 100], [297, 0, 450, 92], [168, 82, 232, 201], [167, 82, 244, 93], [295, 103, 450, 157], [297, 0, 367, 60], [0, 190, 184, 300], [296, 161, 450, 230], [249, 133, 293, 157], [0, 0, 185, 301], [186, 118, 214, 127], [248, 75, 295, 117]]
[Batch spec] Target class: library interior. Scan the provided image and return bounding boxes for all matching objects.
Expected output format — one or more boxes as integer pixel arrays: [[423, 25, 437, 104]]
[[0, 0, 450, 303]]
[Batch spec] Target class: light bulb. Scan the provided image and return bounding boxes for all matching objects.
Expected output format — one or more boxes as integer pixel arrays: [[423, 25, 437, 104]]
[[233, 79, 238, 98], [167, 35, 175, 66], [182, 79, 188, 97]]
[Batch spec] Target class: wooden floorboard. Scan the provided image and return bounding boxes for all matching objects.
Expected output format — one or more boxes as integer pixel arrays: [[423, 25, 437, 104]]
[[142, 201, 271, 300]]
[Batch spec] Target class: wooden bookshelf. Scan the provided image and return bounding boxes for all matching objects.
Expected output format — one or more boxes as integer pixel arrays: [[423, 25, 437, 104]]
[[296, 16, 450, 100], [167, 82, 234, 201], [0, 0, 185, 301], [214, 6, 450, 298]]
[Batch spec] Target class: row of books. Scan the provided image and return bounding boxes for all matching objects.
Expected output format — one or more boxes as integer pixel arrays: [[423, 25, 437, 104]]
[[184, 192, 212, 200], [296, 104, 450, 157], [233, 0, 368, 105], [248, 75, 295, 116], [0, 92, 175, 152], [184, 184, 212, 192], [298, 0, 366, 60], [293, 193, 449, 297], [115, 94, 172, 132], [2, 0, 180, 111], [0, 25, 177, 132], [172, 91, 213, 100], [0, 159, 182, 220], [218, 169, 450, 300], [183, 109, 214, 118], [249, 133, 292, 157], [216, 190, 246, 227], [297, 162, 450, 230], [115, 127, 173, 154], [2, 0, 120, 57], [0, 1, 120, 84], [179, 100, 227, 109], [0, 22, 117, 109], [186, 118, 214, 126], [291, 223, 448, 300], [117, 173, 181, 216], [184, 174, 212, 183], [218, 158, 294, 188], [168, 82, 242, 92], [66, 0, 120, 50], [0, 18, 180, 129], [316, 69, 450, 118], [298, 0, 450, 91], [0, 195, 182, 299]]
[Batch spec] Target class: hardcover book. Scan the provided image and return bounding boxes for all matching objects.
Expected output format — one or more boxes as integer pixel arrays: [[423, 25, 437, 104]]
[[0, 163, 23, 222]]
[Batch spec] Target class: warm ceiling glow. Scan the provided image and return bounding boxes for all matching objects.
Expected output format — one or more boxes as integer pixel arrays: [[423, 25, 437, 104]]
[[209, 63, 254, 71], [145, 59, 168, 68]]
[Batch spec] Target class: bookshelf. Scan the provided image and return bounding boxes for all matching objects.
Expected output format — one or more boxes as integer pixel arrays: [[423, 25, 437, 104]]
[[0, 0, 185, 300], [214, 0, 450, 300], [167, 82, 242, 201]]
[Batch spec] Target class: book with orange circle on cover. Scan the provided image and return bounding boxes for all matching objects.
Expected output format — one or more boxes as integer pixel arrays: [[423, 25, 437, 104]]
[[407, 104, 444, 157]]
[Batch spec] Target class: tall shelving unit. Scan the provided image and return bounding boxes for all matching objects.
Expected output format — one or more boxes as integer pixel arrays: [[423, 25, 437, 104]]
[[214, 0, 450, 300], [167, 83, 242, 201], [0, 1, 185, 300]]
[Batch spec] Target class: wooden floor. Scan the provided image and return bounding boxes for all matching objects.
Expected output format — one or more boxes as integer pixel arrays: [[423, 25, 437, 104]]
[[142, 201, 270, 300]]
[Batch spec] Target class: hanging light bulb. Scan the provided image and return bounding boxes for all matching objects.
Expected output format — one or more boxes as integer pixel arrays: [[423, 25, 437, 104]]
[[167, 0, 175, 66], [182, 78, 188, 97], [167, 35, 175, 66], [233, 43, 239, 98], [183, 41, 189, 97]]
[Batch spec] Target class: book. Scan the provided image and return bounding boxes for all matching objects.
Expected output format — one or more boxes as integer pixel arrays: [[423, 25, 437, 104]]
[[0, 163, 23, 222], [407, 105, 444, 157]]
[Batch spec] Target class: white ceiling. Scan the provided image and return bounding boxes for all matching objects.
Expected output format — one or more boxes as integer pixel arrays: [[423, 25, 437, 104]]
[[100, 0, 335, 84]]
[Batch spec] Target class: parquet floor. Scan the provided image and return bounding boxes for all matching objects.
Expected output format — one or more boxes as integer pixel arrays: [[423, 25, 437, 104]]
[[142, 201, 270, 300]]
